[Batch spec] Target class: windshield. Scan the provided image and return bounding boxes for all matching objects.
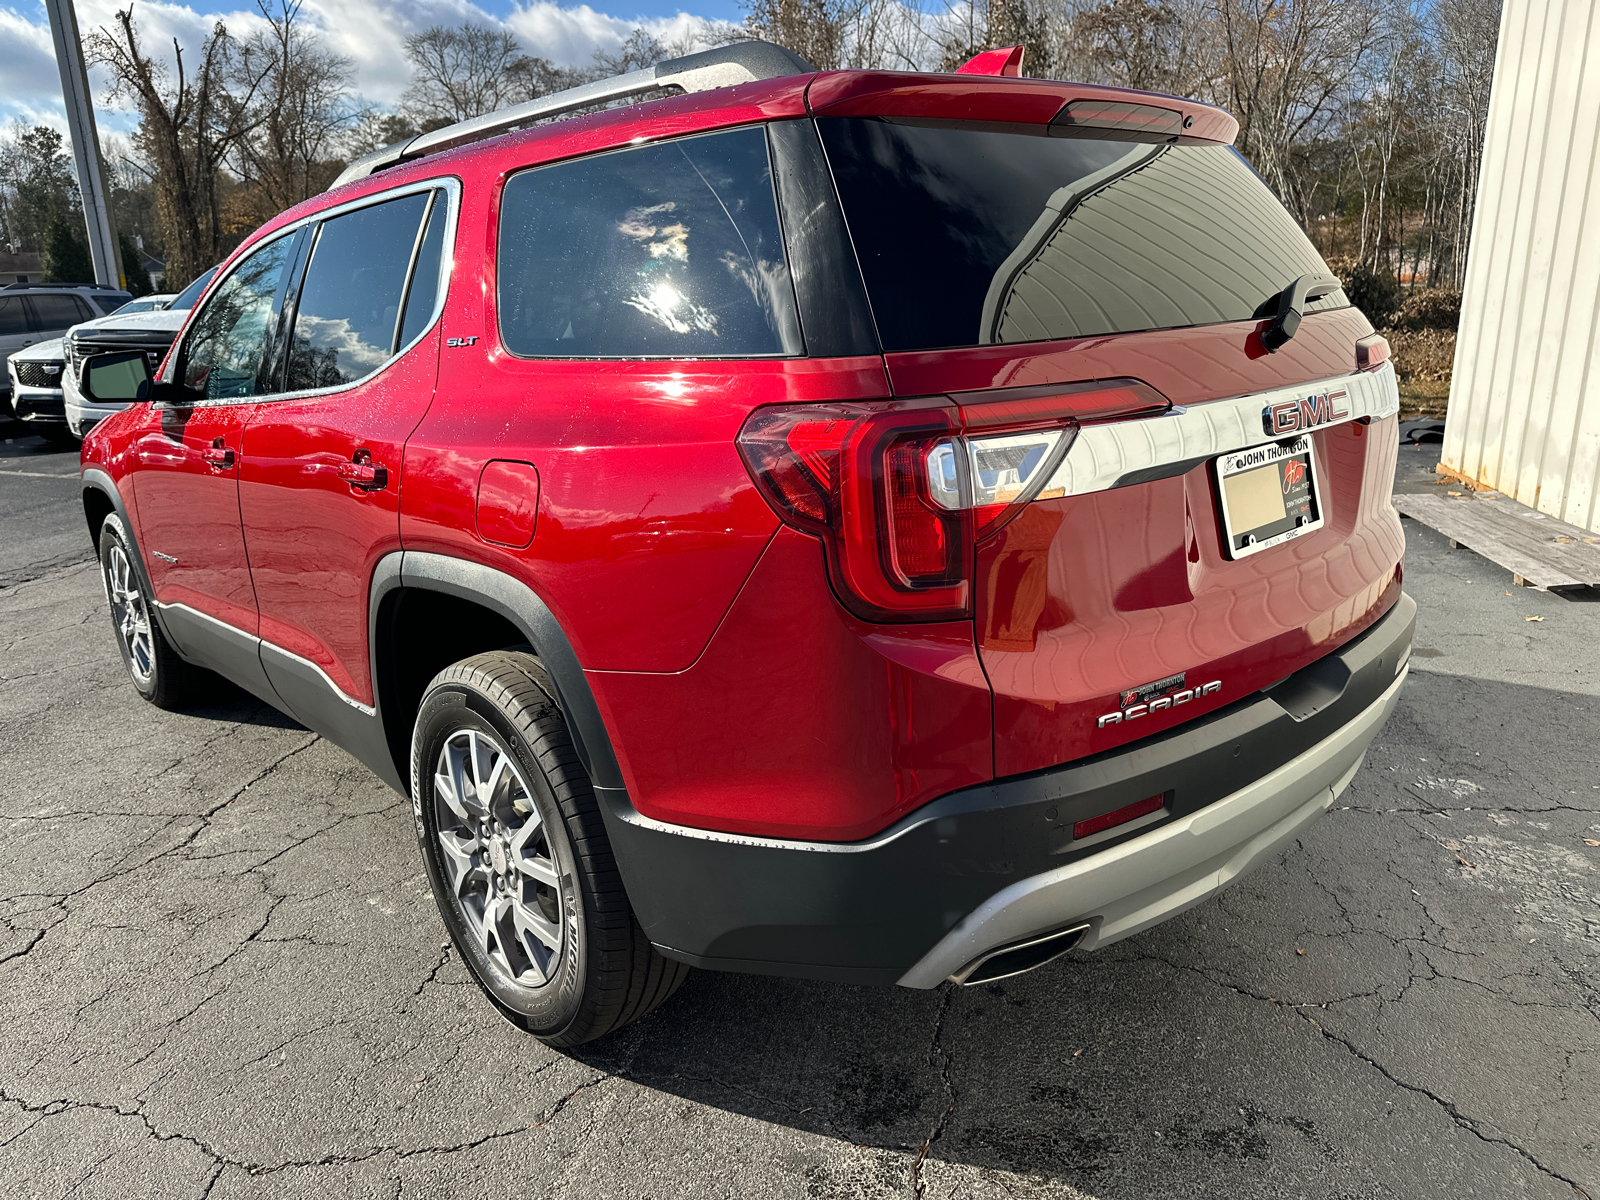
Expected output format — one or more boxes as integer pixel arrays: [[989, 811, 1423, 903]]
[[170, 266, 220, 312], [817, 119, 1345, 353]]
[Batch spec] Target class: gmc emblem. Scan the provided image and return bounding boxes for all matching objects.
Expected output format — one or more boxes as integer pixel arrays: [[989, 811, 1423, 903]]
[[1263, 389, 1350, 436]]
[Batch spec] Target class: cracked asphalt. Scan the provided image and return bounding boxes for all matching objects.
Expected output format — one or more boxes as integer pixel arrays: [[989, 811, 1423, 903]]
[[1, 416, 1596, 1199]]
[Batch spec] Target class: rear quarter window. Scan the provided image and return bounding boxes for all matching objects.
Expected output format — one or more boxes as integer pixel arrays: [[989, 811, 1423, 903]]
[[818, 118, 1344, 353], [497, 126, 802, 358], [28, 294, 93, 329]]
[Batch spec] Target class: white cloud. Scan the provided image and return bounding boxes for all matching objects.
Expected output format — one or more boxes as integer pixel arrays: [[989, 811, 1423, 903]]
[[1, 0, 729, 131], [0, 6, 72, 131]]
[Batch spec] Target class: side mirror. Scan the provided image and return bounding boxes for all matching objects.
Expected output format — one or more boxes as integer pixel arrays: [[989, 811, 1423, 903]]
[[80, 351, 152, 403]]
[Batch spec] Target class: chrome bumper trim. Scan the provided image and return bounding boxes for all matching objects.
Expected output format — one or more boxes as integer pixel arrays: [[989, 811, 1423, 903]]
[[1048, 361, 1399, 497]]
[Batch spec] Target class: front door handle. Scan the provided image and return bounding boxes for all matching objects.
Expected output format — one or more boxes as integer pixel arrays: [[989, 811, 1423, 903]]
[[202, 437, 234, 469], [339, 449, 388, 491]]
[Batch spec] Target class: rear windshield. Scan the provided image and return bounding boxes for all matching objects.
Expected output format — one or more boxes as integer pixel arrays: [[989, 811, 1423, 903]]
[[818, 119, 1343, 353]]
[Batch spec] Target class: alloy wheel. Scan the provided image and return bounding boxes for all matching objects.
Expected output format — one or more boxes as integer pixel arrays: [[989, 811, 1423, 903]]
[[432, 727, 564, 986], [106, 545, 154, 686]]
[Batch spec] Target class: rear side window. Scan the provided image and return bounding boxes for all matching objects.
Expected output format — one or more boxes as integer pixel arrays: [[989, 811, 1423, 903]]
[[284, 191, 432, 392], [498, 126, 802, 358], [28, 294, 92, 328], [818, 119, 1344, 353], [396, 195, 447, 350]]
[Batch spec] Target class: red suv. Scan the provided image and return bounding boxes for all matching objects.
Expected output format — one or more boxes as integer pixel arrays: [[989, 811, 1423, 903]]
[[77, 42, 1413, 1045]]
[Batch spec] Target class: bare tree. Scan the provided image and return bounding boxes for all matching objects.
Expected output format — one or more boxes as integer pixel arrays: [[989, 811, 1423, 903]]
[[88, 6, 269, 289], [401, 24, 576, 129], [226, 1, 359, 222], [742, 0, 861, 70], [935, 0, 1051, 73], [1432, 0, 1500, 286], [1056, 0, 1220, 94], [1213, 0, 1384, 225]]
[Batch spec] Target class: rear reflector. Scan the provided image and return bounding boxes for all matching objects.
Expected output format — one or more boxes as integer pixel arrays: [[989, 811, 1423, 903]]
[[1073, 793, 1166, 841]]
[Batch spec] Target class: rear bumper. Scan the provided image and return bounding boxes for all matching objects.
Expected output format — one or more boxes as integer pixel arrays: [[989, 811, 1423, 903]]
[[600, 592, 1415, 987], [898, 658, 1404, 985]]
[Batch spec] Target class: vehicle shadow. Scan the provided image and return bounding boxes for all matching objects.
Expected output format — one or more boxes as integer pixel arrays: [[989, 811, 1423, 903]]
[[0, 419, 77, 460], [575, 934, 1344, 1196], [565, 669, 1600, 1197], [175, 675, 307, 732]]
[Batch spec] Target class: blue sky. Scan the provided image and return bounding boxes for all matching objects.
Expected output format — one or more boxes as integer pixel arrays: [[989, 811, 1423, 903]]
[[1, 0, 743, 133]]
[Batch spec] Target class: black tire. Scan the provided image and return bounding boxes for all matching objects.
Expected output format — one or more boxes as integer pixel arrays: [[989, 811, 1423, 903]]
[[411, 651, 687, 1046], [39, 424, 80, 448], [98, 513, 204, 709]]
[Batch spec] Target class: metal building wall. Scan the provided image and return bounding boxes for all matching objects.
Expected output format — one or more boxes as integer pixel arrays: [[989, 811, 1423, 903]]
[[1444, 0, 1600, 533]]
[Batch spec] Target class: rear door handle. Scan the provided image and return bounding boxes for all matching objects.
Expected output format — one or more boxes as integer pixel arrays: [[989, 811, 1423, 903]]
[[202, 438, 234, 469], [339, 450, 388, 491]]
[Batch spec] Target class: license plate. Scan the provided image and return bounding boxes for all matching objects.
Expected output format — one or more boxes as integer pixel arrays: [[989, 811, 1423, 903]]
[[1214, 436, 1323, 559]]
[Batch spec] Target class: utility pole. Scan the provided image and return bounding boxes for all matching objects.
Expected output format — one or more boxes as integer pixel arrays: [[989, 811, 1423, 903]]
[[44, 0, 123, 288]]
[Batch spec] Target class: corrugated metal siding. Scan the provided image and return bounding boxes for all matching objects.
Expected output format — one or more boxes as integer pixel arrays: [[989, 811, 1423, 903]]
[[1445, 0, 1600, 532]]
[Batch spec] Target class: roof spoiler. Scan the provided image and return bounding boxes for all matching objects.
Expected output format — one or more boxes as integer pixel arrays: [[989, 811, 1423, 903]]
[[328, 40, 816, 191]]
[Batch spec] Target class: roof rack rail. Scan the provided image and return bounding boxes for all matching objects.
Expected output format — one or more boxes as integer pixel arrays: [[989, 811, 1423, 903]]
[[1, 281, 127, 291], [329, 40, 816, 191]]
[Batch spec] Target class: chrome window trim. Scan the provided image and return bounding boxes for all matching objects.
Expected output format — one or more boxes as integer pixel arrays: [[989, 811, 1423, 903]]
[[153, 600, 377, 715], [163, 176, 461, 406], [1046, 360, 1400, 498]]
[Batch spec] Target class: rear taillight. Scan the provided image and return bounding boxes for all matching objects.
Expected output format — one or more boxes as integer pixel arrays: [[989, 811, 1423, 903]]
[[739, 398, 971, 620], [737, 380, 1168, 622]]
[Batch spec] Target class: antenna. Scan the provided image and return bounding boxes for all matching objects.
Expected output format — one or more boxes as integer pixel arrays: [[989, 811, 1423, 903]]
[[330, 41, 815, 191]]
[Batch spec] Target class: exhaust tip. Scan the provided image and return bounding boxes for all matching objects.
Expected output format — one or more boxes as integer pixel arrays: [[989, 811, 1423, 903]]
[[949, 922, 1092, 986]]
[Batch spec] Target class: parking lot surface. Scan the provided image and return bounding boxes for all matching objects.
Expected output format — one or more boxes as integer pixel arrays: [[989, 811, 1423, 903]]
[[1, 422, 1596, 1199]]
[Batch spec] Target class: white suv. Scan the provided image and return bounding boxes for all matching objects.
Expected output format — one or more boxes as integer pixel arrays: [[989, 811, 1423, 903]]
[[62, 269, 215, 438]]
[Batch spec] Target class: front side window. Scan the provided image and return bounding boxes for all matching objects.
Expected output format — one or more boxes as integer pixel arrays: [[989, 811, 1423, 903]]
[[181, 236, 294, 400], [283, 192, 433, 392], [498, 126, 802, 358]]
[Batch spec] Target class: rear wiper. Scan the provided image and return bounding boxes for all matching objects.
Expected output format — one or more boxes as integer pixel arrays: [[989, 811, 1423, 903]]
[[1261, 273, 1342, 352]]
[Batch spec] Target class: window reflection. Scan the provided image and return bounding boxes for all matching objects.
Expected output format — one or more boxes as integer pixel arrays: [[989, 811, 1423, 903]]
[[821, 120, 1344, 353], [498, 126, 802, 358], [284, 192, 431, 392], [181, 236, 293, 400]]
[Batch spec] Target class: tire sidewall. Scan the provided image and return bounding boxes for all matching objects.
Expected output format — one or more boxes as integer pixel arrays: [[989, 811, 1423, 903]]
[[411, 681, 588, 1037], [98, 513, 159, 702]]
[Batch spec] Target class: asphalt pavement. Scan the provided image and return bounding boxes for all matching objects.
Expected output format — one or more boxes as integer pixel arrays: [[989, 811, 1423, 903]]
[[0, 419, 1595, 1199]]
